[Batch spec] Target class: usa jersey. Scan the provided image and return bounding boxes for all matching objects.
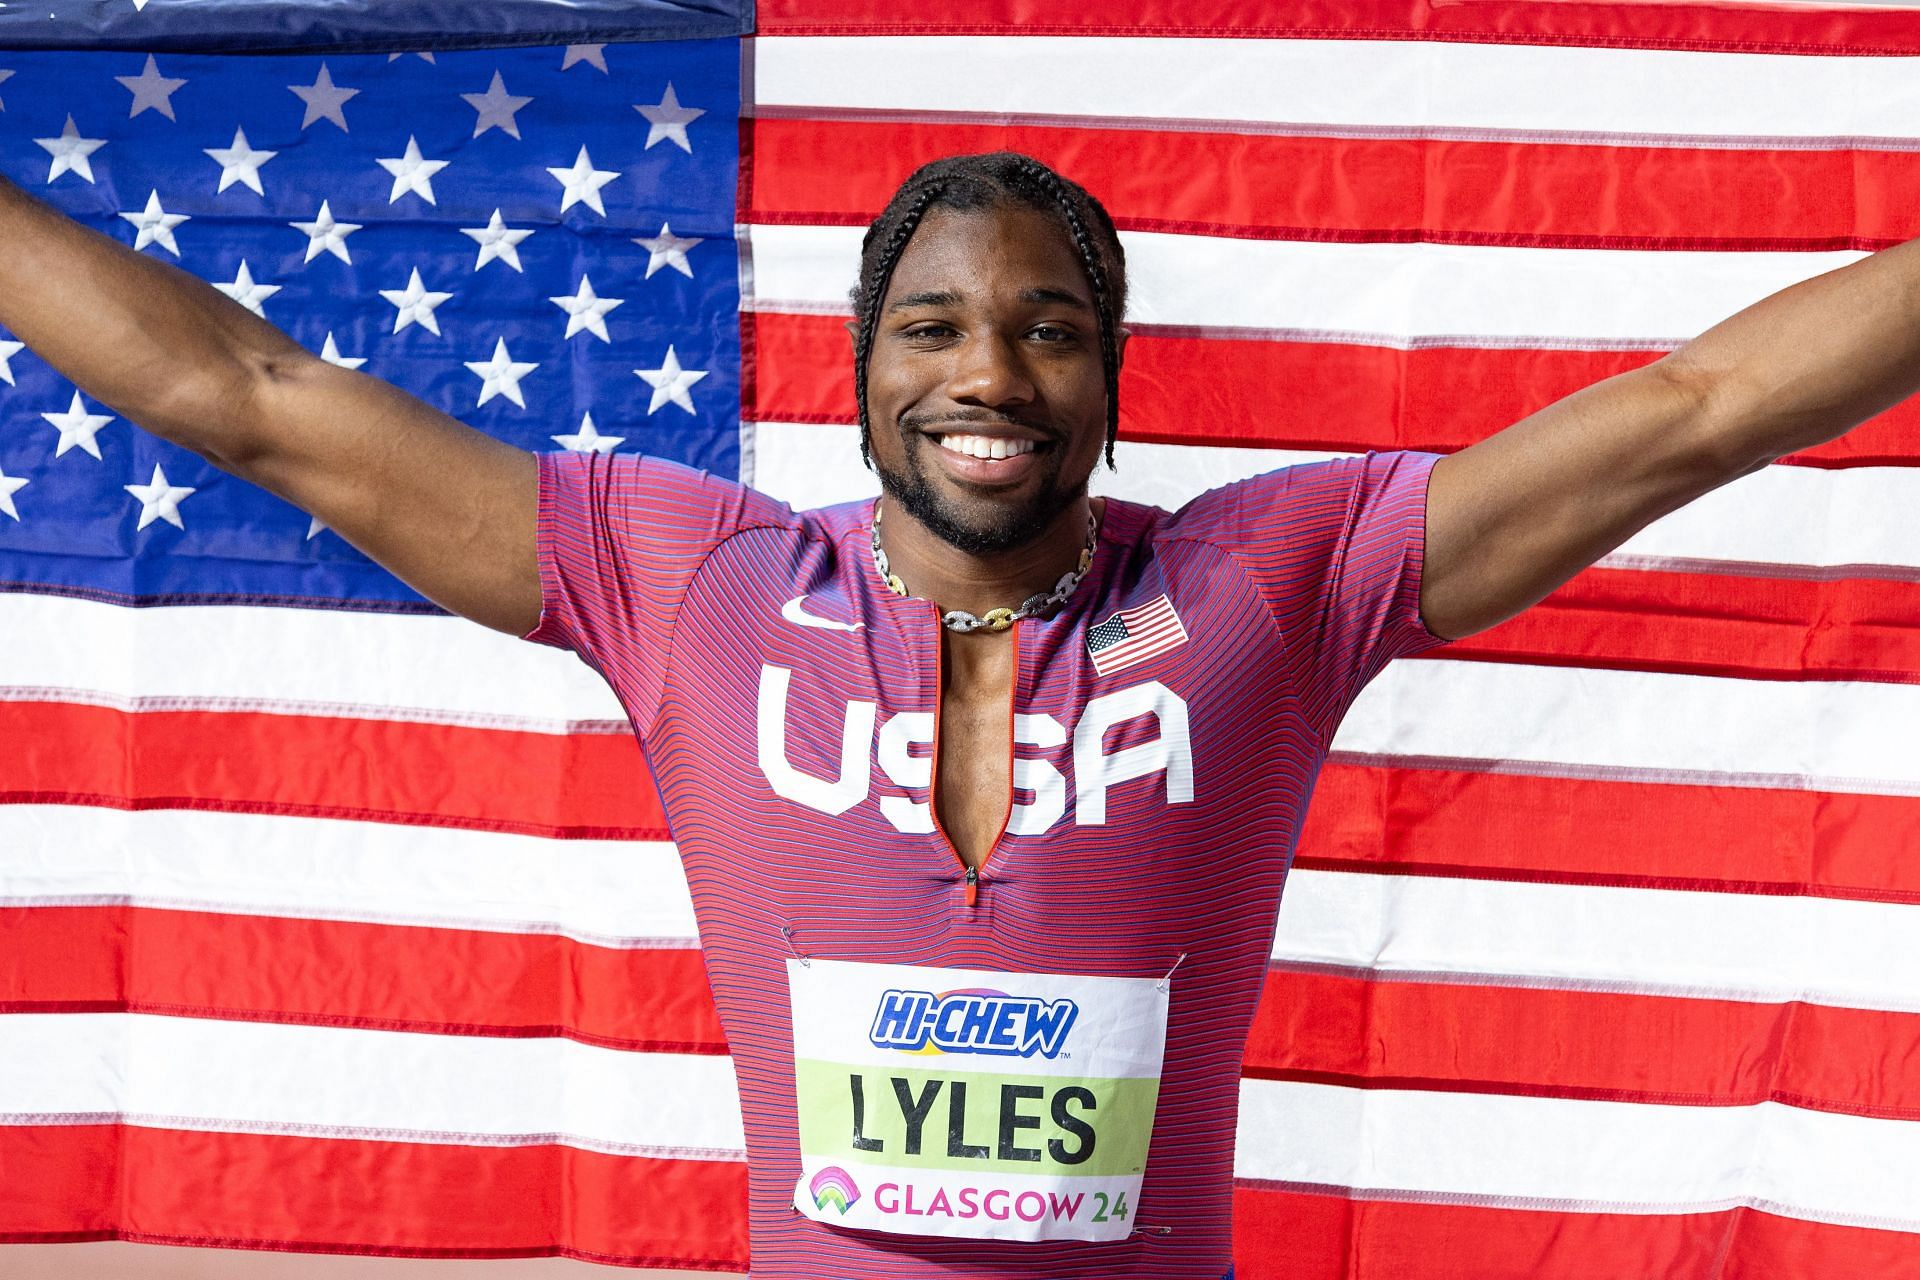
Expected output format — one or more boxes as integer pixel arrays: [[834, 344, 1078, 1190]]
[[527, 447, 1443, 1279]]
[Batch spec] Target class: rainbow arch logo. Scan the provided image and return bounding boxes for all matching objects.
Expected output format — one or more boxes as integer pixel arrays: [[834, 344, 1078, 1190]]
[[809, 1166, 860, 1215]]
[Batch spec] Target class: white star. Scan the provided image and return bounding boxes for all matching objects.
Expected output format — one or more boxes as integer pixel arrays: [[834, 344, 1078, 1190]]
[[377, 136, 449, 206], [561, 44, 608, 72], [289, 63, 359, 132], [386, 52, 436, 63], [35, 115, 107, 184], [213, 260, 281, 318], [0, 337, 24, 386], [318, 332, 366, 370], [464, 337, 538, 408], [462, 70, 532, 140], [132, 0, 152, 9], [116, 54, 187, 120], [119, 189, 189, 256], [0, 69, 14, 112], [552, 410, 623, 454], [0, 466, 26, 521], [459, 208, 535, 272], [635, 221, 702, 279], [635, 83, 704, 153], [290, 200, 361, 265], [379, 268, 453, 336], [549, 275, 624, 343], [204, 126, 277, 195], [42, 391, 116, 460], [125, 462, 197, 531], [547, 146, 618, 217], [635, 345, 708, 415]]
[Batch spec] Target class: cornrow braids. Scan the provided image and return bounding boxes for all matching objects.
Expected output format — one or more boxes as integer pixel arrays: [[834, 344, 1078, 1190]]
[[849, 152, 1129, 468], [852, 179, 945, 469]]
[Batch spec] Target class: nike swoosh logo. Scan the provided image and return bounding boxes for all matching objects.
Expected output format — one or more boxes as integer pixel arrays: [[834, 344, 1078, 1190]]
[[782, 595, 863, 632]]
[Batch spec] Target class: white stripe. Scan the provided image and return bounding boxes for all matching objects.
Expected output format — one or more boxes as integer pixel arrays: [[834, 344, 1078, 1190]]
[[0, 1013, 743, 1156], [0, 807, 698, 947], [0, 594, 624, 731], [1276, 870, 1920, 1013], [16, 607, 1920, 791], [11, 1011, 1916, 1233], [745, 222, 1863, 342], [1237, 1079, 1920, 1233], [1340, 658, 1920, 794], [756, 36, 1920, 143], [750, 423, 1920, 576]]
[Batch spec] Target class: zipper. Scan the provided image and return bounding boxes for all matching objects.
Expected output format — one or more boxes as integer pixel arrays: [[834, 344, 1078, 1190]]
[[964, 864, 979, 908]]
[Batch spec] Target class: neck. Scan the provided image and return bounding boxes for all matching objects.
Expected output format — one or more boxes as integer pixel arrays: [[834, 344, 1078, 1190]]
[[875, 495, 1099, 621]]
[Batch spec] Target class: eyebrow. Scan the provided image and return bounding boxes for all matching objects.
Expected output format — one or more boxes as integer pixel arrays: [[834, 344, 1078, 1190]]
[[1019, 286, 1092, 309], [885, 286, 1093, 313], [886, 289, 962, 313]]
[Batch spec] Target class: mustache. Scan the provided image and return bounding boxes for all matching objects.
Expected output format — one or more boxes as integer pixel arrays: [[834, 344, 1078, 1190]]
[[897, 409, 1060, 441]]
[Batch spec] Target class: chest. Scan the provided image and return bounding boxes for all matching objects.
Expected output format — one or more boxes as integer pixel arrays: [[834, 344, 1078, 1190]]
[[935, 632, 1016, 871], [643, 531, 1311, 903]]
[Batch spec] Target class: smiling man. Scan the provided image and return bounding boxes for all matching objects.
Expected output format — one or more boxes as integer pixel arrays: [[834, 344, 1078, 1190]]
[[5, 148, 1920, 1278]]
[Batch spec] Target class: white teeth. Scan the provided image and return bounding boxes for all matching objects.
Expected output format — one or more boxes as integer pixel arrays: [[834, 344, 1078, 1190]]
[[937, 434, 1036, 461]]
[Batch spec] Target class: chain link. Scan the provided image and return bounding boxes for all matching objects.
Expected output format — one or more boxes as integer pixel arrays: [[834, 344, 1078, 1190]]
[[872, 502, 1099, 633]]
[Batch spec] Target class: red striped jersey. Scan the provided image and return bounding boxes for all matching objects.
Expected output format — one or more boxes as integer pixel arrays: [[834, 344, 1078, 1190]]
[[527, 446, 1442, 1278]]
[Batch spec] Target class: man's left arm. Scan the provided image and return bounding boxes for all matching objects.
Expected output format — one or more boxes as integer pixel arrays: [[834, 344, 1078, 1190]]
[[1422, 236, 1920, 640]]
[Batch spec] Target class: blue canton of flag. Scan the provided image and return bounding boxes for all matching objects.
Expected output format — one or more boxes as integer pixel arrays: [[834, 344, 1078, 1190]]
[[0, 36, 741, 608]]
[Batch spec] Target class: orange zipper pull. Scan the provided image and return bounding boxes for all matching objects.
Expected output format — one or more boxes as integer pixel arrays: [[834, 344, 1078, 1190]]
[[964, 864, 978, 907]]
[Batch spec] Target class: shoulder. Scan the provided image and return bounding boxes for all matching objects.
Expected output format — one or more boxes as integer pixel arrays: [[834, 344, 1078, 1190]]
[[1156, 450, 1440, 547], [539, 449, 806, 544]]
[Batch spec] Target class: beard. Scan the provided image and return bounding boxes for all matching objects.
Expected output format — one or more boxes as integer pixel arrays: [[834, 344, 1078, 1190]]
[[870, 423, 1087, 557]]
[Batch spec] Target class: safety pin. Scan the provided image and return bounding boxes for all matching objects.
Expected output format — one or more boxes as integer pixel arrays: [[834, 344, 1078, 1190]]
[[780, 924, 811, 968], [1157, 951, 1188, 992]]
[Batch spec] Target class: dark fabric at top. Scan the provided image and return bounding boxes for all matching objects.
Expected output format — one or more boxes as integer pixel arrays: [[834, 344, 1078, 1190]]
[[0, 0, 750, 54]]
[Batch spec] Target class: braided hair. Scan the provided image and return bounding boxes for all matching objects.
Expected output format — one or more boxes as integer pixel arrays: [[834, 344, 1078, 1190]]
[[849, 152, 1128, 467]]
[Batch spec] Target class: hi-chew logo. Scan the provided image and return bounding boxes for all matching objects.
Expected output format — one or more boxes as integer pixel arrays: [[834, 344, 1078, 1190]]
[[869, 988, 1079, 1059]]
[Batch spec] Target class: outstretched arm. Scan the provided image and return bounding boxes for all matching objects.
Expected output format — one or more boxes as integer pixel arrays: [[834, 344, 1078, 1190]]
[[0, 175, 540, 635], [1422, 237, 1920, 641]]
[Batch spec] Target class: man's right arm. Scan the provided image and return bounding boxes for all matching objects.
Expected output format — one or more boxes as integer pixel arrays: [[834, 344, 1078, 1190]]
[[0, 175, 540, 635]]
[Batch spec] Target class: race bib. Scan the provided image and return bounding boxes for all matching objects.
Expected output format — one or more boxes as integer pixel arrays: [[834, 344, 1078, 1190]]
[[787, 957, 1169, 1242]]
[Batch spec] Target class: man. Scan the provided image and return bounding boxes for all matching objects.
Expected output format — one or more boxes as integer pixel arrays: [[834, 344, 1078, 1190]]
[[0, 149, 1914, 1278]]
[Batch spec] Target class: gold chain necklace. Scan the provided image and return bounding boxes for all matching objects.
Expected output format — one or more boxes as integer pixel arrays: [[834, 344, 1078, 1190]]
[[871, 501, 1099, 633]]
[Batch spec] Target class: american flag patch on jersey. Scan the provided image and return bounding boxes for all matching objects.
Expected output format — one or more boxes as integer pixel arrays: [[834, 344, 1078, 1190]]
[[1085, 594, 1188, 677]]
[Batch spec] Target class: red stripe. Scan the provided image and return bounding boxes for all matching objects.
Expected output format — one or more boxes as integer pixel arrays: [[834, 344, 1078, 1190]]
[[1301, 760, 1920, 901], [1090, 633, 1186, 673], [747, 116, 1920, 252], [0, 701, 665, 839], [9, 652, 1920, 898], [757, 0, 1920, 54], [6, 1122, 1910, 1276], [1232, 1186, 1920, 1280], [1251, 968, 1920, 1119], [11, 905, 1920, 1118], [746, 311, 1920, 467], [0, 1123, 748, 1268], [0, 907, 726, 1054], [1445, 566, 1920, 686]]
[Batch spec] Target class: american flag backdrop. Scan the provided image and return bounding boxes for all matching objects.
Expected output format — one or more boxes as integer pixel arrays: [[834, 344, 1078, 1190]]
[[5, 1, 1920, 1276]]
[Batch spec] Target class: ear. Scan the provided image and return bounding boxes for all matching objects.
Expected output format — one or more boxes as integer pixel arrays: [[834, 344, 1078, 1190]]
[[1113, 325, 1130, 369], [844, 318, 859, 346]]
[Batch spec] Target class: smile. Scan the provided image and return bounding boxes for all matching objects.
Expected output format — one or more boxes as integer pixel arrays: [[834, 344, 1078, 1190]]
[[935, 434, 1039, 461]]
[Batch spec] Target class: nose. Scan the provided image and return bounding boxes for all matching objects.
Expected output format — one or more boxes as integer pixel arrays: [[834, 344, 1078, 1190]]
[[945, 330, 1035, 410]]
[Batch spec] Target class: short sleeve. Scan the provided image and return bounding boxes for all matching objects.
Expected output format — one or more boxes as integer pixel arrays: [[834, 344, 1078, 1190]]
[[1172, 450, 1445, 740], [525, 450, 770, 734]]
